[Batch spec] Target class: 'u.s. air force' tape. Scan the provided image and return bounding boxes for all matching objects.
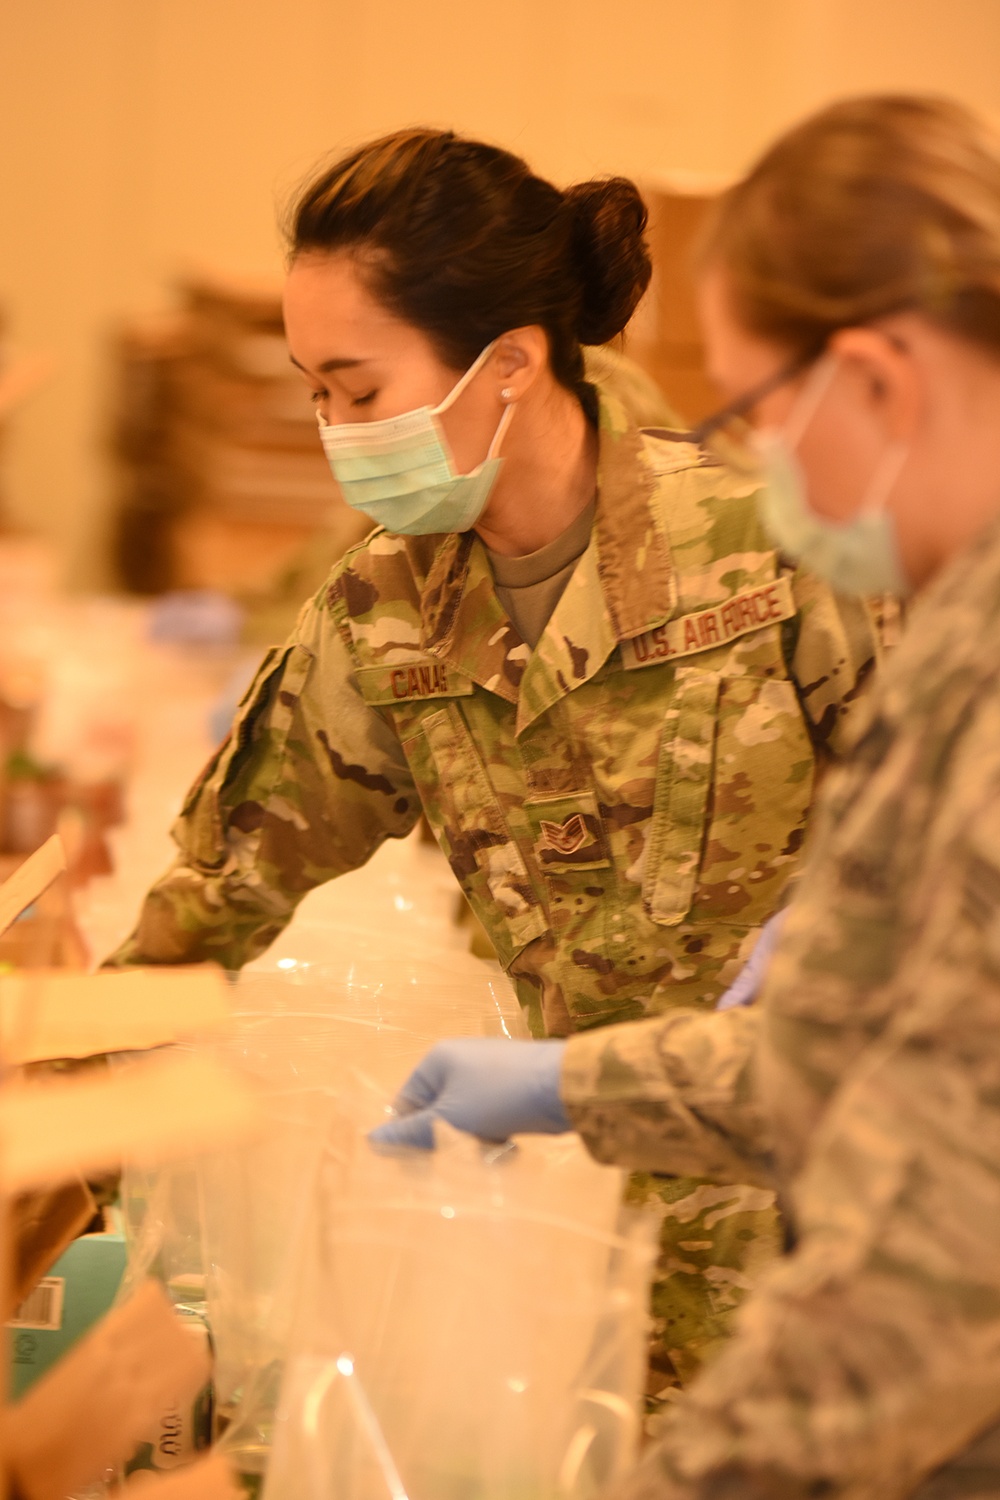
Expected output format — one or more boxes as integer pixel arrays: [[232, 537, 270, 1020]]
[[620, 576, 795, 670]]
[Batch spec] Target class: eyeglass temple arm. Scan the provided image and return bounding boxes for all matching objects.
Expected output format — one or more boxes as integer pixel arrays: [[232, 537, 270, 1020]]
[[643, 350, 819, 447]]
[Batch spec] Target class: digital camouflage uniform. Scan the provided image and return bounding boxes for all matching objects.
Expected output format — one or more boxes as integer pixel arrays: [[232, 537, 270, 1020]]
[[562, 512, 1000, 1497], [112, 386, 880, 1393]]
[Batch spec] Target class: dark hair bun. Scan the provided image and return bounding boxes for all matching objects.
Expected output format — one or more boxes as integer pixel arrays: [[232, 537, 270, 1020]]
[[290, 130, 651, 401], [563, 177, 652, 344]]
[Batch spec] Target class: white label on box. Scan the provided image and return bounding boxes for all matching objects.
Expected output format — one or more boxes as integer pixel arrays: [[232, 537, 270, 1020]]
[[152, 1399, 196, 1470], [8, 1276, 65, 1330]]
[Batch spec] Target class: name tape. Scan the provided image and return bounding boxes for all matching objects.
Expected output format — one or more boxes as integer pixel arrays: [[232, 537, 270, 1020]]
[[356, 661, 475, 706], [620, 576, 795, 671]]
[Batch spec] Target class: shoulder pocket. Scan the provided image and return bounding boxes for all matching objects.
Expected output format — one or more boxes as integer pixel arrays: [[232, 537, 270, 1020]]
[[175, 643, 313, 869]]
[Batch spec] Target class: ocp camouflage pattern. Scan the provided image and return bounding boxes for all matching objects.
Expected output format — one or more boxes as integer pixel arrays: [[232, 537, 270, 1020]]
[[111, 382, 881, 1384], [562, 513, 1000, 1497]]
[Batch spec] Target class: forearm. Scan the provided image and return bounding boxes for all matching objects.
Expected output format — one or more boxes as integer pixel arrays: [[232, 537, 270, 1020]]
[[106, 856, 301, 970], [561, 1006, 775, 1187], [613, 996, 1000, 1499]]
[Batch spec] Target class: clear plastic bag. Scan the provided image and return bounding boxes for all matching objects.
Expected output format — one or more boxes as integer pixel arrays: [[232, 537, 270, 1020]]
[[118, 1157, 206, 1311], [191, 966, 529, 1457], [235, 959, 529, 1044], [261, 1117, 656, 1500]]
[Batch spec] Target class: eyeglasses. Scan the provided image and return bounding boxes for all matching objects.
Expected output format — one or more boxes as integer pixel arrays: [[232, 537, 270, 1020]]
[[692, 350, 819, 444], [646, 349, 820, 472]]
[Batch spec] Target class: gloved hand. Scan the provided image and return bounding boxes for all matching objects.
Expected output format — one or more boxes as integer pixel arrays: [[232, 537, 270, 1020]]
[[368, 1038, 571, 1150], [715, 908, 789, 1011]]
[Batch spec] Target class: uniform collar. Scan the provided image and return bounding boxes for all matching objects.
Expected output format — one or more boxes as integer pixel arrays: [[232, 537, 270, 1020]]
[[418, 387, 678, 715], [590, 385, 677, 638]]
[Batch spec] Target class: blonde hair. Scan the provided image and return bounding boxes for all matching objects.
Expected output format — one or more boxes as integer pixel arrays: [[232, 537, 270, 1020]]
[[700, 95, 1000, 358]]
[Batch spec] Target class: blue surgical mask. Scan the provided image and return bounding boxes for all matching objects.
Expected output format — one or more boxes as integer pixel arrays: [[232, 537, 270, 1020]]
[[754, 356, 911, 597], [317, 342, 515, 536]]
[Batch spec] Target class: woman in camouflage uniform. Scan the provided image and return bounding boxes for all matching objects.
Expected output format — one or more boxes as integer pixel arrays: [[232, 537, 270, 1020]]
[[113, 130, 880, 1393], [389, 99, 1000, 1498]]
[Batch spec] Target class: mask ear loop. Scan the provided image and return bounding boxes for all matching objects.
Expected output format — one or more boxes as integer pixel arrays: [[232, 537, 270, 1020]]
[[783, 354, 840, 450], [434, 339, 499, 415], [435, 338, 517, 467], [785, 352, 910, 519], [861, 439, 909, 517], [486, 398, 517, 460]]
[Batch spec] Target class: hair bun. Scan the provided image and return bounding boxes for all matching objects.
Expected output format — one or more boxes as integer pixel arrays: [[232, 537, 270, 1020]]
[[563, 177, 652, 344]]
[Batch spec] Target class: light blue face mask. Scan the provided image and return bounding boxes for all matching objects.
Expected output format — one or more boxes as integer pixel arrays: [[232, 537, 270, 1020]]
[[317, 342, 515, 536], [754, 356, 911, 598]]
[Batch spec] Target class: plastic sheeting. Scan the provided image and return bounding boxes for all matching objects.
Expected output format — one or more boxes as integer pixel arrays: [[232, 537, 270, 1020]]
[[182, 966, 527, 1443], [261, 1117, 655, 1500]]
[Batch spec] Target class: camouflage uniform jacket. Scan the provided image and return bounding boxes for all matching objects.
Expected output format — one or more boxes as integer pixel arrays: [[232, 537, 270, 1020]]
[[563, 513, 1000, 1498], [113, 389, 879, 1035]]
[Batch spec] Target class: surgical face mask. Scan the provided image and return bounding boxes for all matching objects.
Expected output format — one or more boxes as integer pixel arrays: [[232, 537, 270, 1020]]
[[317, 342, 515, 536], [754, 356, 911, 597]]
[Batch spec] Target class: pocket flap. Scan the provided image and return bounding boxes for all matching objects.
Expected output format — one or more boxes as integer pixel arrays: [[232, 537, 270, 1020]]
[[419, 705, 547, 963], [645, 667, 721, 926]]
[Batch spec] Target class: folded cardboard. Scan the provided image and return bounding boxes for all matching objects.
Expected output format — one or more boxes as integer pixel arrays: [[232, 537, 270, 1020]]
[[7, 1206, 127, 1397], [0, 1051, 258, 1193], [0, 965, 232, 1065], [9, 1178, 97, 1315], [3, 1279, 211, 1500], [0, 836, 66, 939]]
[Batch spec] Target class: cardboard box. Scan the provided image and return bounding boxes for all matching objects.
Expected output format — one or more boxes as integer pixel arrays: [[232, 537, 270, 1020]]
[[7, 1209, 127, 1397]]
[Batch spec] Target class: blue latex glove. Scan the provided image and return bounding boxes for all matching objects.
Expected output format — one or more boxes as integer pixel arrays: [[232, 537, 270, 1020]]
[[368, 1038, 571, 1150], [715, 908, 789, 1011]]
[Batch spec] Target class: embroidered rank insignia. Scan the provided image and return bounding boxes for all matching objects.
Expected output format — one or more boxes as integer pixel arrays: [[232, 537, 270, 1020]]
[[539, 814, 588, 856], [526, 791, 611, 872]]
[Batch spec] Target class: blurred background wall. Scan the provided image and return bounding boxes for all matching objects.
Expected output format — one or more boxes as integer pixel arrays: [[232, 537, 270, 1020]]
[[2, 0, 1000, 587]]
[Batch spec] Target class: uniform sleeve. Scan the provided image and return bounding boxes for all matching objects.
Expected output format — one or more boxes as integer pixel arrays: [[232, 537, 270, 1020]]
[[560, 1006, 775, 1189], [786, 569, 883, 761], [611, 825, 1000, 1499], [108, 592, 420, 970]]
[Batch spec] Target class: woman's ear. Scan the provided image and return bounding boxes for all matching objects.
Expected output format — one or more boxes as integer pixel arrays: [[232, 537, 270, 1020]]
[[493, 326, 548, 401], [828, 325, 921, 442]]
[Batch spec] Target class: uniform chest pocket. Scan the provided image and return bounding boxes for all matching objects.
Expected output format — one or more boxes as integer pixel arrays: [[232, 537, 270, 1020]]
[[405, 703, 547, 965], [644, 668, 815, 927]]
